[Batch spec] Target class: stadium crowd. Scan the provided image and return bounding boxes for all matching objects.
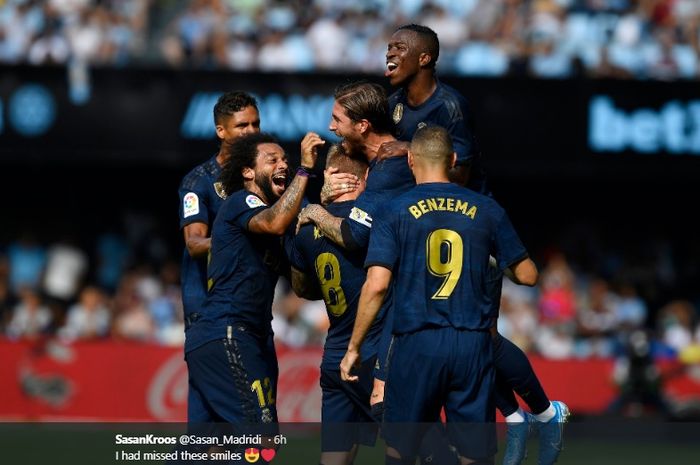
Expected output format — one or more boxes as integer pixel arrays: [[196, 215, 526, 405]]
[[1, 225, 699, 363], [1, 0, 700, 79]]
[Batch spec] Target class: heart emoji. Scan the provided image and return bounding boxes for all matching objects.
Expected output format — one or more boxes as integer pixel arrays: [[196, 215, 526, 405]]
[[261, 449, 276, 462]]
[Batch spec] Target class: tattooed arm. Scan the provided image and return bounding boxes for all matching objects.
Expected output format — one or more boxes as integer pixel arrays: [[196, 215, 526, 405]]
[[296, 204, 346, 248], [248, 132, 324, 235]]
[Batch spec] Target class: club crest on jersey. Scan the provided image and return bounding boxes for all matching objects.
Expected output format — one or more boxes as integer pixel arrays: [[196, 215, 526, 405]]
[[183, 192, 199, 218], [349, 207, 372, 228], [213, 182, 227, 199], [417, 122, 427, 130], [246, 194, 267, 209], [392, 103, 403, 124]]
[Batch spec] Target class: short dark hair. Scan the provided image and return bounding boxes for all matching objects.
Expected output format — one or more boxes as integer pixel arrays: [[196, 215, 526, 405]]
[[214, 91, 258, 125], [410, 125, 453, 167], [334, 81, 393, 135], [325, 143, 368, 180], [395, 24, 440, 68], [219, 132, 279, 196]]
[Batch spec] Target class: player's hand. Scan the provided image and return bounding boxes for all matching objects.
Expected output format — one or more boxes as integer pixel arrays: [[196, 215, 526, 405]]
[[320, 167, 360, 205], [376, 140, 409, 161], [300, 132, 325, 168], [296, 204, 321, 234], [340, 349, 360, 382]]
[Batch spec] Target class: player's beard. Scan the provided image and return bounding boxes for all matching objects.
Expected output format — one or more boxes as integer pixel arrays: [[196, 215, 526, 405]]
[[255, 171, 282, 204]]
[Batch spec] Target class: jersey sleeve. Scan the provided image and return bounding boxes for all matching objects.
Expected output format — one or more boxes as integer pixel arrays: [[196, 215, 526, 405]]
[[342, 190, 376, 250], [178, 176, 211, 229], [230, 192, 270, 230], [441, 101, 476, 166], [492, 208, 529, 271], [364, 206, 399, 270]]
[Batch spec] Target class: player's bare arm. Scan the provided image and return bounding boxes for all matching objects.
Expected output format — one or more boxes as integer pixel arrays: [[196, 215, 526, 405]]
[[296, 204, 346, 248], [320, 167, 360, 205], [183, 222, 211, 258], [290, 266, 323, 301], [507, 257, 538, 286], [340, 266, 392, 382], [249, 133, 323, 234]]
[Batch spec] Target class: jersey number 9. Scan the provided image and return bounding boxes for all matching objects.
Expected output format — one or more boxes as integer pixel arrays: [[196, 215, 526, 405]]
[[426, 229, 463, 299]]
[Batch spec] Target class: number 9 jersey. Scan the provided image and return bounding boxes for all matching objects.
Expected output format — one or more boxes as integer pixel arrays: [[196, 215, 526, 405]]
[[366, 182, 529, 334]]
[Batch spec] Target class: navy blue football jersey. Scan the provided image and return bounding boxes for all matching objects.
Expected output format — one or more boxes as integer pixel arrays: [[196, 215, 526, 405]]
[[185, 189, 286, 353], [388, 80, 488, 195], [291, 200, 383, 369], [367, 182, 528, 334], [344, 155, 415, 249], [178, 155, 226, 317]]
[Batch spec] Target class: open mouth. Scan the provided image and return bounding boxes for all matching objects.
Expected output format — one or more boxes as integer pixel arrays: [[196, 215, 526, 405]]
[[272, 172, 287, 188], [385, 62, 398, 77]]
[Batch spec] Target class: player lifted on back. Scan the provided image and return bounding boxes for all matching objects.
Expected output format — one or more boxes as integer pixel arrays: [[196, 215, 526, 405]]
[[289, 145, 381, 465], [379, 24, 569, 465], [341, 125, 539, 465]]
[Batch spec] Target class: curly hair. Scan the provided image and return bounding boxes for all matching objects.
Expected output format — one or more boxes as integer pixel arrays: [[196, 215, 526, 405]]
[[218, 132, 279, 196], [213, 91, 258, 125]]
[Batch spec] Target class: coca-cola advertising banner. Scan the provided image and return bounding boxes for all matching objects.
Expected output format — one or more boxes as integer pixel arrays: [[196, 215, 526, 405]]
[[2, 339, 698, 421]]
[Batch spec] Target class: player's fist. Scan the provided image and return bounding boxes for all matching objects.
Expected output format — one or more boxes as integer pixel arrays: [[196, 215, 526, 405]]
[[300, 132, 325, 168]]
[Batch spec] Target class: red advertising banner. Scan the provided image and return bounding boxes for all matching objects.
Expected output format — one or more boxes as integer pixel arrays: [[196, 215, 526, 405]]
[[0, 339, 697, 422]]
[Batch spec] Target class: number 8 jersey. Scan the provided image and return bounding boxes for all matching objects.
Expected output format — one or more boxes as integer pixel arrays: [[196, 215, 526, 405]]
[[290, 200, 385, 369], [366, 182, 529, 334]]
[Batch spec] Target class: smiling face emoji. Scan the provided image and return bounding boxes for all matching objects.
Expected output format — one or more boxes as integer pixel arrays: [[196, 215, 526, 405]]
[[244, 448, 260, 463]]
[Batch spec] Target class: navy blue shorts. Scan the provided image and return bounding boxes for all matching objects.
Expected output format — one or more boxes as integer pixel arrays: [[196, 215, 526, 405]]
[[383, 327, 496, 460], [320, 356, 378, 452], [185, 326, 278, 432]]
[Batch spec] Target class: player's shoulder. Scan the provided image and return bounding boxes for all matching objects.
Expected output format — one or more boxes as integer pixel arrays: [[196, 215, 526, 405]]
[[434, 81, 469, 117], [179, 156, 218, 190], [388, 88, 405, 106]]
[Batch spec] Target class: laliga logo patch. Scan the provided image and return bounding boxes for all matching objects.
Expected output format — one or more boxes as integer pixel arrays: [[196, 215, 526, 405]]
[[393, 103, 403, 124], [183, 192, 199, 218], [244, 448, 260, 463], [246, 194, 267, 209], [349, 207, 372, 228]]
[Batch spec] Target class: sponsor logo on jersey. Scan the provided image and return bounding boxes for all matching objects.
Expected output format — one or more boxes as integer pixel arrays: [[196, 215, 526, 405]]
[[246, 194, 267, 209], [392, 103, 403, 124], [183, 192, 199, 218], [213, 182, 227, 199], [349, 207, 372, 228]]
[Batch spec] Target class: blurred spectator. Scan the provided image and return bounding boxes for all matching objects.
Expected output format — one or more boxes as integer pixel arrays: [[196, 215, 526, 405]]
[[41, 238, 89, 311], [6, 287, 53, 340], [111, 269, 155, 341], [657, 300, 697, 354], [7, 233, 46, 296], [57, 285, 111, 341]]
